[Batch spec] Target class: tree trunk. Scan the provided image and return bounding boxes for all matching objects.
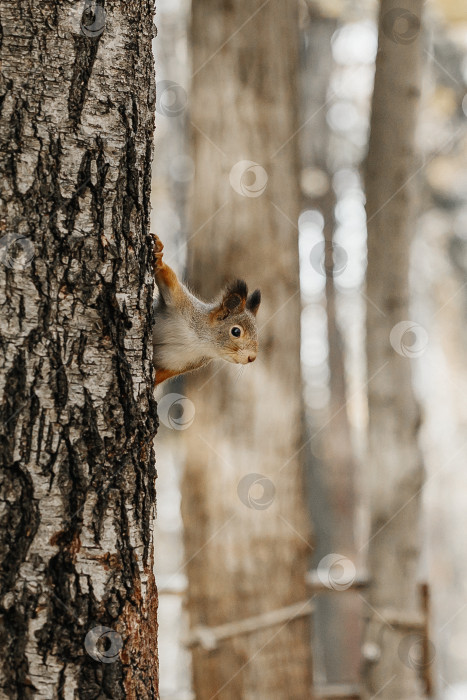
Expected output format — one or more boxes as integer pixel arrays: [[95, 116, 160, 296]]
[[180, 2, 313, 699], [299, 5, 360, 685], [0, 2, 158, 698], [363, 1, 426, 698]]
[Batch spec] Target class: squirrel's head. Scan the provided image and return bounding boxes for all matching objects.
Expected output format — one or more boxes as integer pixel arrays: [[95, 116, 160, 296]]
[[209, 280, 261, 365]]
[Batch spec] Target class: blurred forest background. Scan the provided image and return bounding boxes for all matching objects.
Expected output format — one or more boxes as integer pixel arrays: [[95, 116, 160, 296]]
[[152, 0, 467, 698]]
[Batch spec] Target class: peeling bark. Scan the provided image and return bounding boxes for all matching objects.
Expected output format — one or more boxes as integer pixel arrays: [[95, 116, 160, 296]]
[[0, 1, 158, 698]]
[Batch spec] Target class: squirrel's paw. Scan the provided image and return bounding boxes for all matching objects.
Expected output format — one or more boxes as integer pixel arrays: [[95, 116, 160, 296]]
[[151, 234, 164, 269]]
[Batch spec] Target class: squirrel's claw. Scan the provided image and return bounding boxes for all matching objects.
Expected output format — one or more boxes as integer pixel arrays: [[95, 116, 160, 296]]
[[151, 234, 164, 270]]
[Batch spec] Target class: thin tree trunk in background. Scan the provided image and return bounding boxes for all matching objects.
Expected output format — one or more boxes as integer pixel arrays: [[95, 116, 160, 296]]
[[300, 5, 360, 685], [181, 1, 313, 698], [0, 2, 158, 697], [363, 1, 426, 698], [417, 18, 467, 689]]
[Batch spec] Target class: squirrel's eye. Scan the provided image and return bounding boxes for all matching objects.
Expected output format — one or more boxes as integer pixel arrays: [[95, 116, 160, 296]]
[[230, 326, 242, 338]]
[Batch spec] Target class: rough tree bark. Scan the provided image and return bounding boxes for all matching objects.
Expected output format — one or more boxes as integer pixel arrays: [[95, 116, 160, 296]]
[[363, 1, 426, 698], [0, 1, 158, 698], [180, 1, 313, 698]]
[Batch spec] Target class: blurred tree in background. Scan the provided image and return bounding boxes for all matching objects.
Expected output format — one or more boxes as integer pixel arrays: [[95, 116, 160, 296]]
[[363, 1, 426, 698], [151, 0, 467, 698], [181, 1, 314, 698], [299, 2, 361, 690]]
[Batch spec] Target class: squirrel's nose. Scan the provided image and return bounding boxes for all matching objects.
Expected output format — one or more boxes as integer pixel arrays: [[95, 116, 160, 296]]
[[247, 354, 256, 363]]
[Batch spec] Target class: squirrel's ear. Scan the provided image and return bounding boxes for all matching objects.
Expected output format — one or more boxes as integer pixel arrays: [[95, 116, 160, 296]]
[[211, 280, 248, 321], [246, 289, 261, 316]]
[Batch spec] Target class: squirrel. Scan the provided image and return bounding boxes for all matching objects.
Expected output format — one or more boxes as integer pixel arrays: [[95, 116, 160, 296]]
[[151, 234, 261, 386]]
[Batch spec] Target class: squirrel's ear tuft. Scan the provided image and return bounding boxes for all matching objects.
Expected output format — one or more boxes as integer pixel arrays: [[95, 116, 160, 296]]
[[246, 289, 261, 316], [226, 279, 248, 302], [212, 280, 248, 320], [222, 279, 248, 314]]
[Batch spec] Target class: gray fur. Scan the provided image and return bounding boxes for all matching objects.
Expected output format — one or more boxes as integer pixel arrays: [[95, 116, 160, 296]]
[[153, 282, 259, 375]]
